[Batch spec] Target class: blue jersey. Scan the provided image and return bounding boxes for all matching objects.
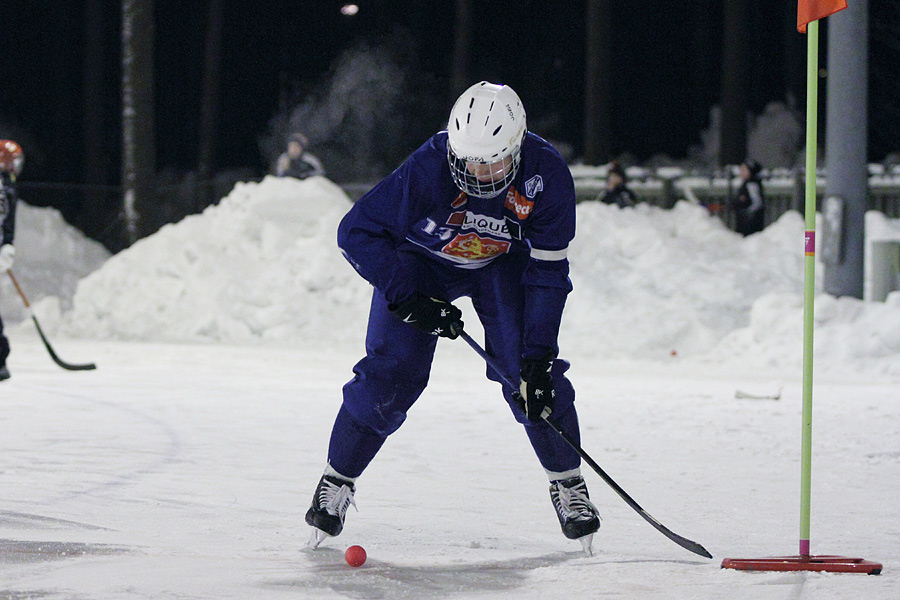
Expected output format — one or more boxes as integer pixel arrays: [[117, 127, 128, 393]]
[[338, 131, 576, 360]]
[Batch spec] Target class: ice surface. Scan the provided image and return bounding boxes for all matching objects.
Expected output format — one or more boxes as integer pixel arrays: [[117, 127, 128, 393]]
[[1, 176, 898, 598]]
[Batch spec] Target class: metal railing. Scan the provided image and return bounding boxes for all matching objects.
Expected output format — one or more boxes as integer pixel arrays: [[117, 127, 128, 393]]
[[15, 166, 900, 254], [571, 165, 900, 228]]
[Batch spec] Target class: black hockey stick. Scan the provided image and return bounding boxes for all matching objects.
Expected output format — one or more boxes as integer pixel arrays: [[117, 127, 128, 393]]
[[459, 330, 711, 559], [6, 270, 97, 371]]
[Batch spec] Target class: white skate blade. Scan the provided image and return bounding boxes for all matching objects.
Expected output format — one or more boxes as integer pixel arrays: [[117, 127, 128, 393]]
[[579, 534, 594, 556], [307, 527, 329, 549]]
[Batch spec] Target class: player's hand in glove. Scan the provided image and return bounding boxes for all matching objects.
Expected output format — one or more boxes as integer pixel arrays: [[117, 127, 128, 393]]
[[389, 293, 464, 339], [517, 356, 555, 421], [0, 244, 14, 272]]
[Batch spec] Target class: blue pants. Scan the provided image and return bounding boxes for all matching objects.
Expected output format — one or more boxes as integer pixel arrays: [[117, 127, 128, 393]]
[[327, 253, 582, 478]]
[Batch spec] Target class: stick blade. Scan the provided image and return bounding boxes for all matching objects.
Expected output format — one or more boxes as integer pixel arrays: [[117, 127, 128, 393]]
[[32, 316, 97, 371], [665, 529, 713, 559], [56, 360, 97, 371]]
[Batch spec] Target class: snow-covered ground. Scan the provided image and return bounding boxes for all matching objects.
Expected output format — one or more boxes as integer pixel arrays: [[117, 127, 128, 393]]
[[1, 176, 898, 599]]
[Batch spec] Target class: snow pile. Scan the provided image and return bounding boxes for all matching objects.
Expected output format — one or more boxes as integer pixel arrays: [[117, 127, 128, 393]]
[[0, 202, 110, 322], [43, 175, 900, 378], [562, 202, 813, 359], [60, 176, 371, 344], [714, 289, 900, 377]]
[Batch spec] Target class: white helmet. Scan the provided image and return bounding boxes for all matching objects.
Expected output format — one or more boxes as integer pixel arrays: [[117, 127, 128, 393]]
[[447, 82, 526, 199]]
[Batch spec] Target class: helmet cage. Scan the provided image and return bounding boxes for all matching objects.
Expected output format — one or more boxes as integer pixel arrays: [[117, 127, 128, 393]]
[[447, 146, 521, 199]]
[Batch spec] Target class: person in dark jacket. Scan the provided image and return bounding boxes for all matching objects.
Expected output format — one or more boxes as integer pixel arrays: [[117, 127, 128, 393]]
[[273, 132, 325, 180], [598, 160, 636, 208], [0, 140, 23, 381], [304, 82, 600, 554], [732, 158, 766, 236]]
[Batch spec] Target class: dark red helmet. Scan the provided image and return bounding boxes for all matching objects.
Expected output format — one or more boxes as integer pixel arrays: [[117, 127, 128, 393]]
[[0, 140, 24, 175]]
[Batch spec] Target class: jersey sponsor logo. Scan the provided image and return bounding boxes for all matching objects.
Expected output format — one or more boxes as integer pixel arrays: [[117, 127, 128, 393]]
[[462, 213, 508, 236], [504, 187, 534, 220], [524, 174, 544, 198], [451, 192, 467, 209], [445, 211, 511, 238], [441, 232, 511, 261]]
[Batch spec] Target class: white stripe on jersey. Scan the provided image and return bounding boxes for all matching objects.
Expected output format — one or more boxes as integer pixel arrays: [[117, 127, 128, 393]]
[[530, 247, 568, 261]]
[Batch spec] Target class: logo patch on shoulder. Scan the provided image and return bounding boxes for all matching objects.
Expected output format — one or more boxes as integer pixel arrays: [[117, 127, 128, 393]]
[[504, 188, 534, 220], [524, 175, 544, 198]]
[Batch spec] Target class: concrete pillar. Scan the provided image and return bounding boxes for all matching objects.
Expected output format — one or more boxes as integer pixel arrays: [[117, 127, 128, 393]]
[[823, 1, 869, 298]]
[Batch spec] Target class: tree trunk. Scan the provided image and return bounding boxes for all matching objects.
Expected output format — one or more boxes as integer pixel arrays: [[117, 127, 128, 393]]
[[451, 0, 472, 97], [197, 0, 225, 211], [121, 0, 156, 242], [583, 0, 613, 165], [50, 2, 80, 184], [719, 0, 750, 165], [83, 0, 107, 240], [689, 0, 717, 144]]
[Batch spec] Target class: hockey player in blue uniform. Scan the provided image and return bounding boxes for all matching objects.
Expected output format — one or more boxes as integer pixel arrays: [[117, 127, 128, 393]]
[[306, 82, 600, 552]]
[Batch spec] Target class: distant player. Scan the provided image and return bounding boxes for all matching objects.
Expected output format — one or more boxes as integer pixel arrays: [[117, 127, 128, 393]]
[[305, 82, 600, 552], [0, 140, 24, 381]]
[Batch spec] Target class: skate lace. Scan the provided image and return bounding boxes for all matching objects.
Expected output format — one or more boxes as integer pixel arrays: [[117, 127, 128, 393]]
[[554, 481, 599, 522], [319, 478, 358, 518]]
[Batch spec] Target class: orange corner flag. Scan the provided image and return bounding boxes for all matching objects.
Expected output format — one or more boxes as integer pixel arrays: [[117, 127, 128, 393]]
[[798, 0, 848, 33]]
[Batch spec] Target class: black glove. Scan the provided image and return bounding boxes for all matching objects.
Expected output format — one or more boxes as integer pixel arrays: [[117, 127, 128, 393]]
[[389, 293, 464, 339], [517, 356, 555, 422]]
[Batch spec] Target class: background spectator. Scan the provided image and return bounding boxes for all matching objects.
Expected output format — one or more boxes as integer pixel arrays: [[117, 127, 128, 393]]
[[731, 158, 766, 236], [274, 132, 325, 180], [598, 161, 636, 208]]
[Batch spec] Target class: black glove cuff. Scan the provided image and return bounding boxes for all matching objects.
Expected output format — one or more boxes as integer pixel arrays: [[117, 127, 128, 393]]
[[520, 356, 554, 383]]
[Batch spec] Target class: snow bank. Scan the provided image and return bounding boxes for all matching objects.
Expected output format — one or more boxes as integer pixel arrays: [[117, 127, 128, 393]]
[[562, 202, 812, 359], [60, 176, 370, 344], [35, 175, 900, 378], [0, 202, 110, 323]]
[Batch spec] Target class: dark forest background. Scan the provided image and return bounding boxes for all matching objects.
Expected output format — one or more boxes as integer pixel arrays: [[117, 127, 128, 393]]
[[1, 1, 897, 251]]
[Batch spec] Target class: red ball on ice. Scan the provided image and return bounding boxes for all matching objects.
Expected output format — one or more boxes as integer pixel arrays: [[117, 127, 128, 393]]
[[345, 545, 366, 567]]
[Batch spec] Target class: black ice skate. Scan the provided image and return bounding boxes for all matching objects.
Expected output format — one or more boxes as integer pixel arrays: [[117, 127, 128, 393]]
[[0, 365, 9, 381], [550, 475, 601, 555], [305, 474, 357, 548]]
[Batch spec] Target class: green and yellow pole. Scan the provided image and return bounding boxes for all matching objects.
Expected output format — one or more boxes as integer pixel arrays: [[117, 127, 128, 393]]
[[799, 19, 819, 559], [723, 7, 881, 573]]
